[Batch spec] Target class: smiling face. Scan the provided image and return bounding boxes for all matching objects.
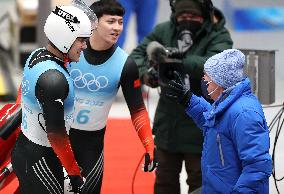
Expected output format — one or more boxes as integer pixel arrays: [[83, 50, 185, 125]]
[[91, 14, 123, 49], [67, 37, 88, 62]]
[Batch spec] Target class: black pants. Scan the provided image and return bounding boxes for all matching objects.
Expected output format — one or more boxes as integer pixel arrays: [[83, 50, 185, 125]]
[[154, 148, 202, 194], [11, 132, 64, 194], [69, 128, 105, 194]]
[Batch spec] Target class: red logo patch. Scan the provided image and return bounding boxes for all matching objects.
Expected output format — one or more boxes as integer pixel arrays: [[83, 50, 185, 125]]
[[134, 79, 141, 88]]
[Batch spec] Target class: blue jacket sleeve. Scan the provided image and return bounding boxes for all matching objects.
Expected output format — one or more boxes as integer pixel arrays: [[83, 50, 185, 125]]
[[185, 94, 211, 133], [231, 110, 272, 193]]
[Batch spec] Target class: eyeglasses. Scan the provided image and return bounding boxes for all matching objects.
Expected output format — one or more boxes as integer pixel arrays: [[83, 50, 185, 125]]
[[206, 80, 213, 85], [202, 74, 212, 85]]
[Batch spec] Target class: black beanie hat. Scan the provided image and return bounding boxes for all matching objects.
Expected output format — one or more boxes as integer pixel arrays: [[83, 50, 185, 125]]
[[174, 0, 203, 17]]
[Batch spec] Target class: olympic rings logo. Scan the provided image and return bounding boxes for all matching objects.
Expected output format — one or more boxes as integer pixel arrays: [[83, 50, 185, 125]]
[[22, 78, 30, 96], [70, 69, 109, 92]]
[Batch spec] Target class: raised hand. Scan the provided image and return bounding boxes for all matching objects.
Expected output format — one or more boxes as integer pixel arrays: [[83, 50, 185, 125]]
[[166, 71, 192, 107]]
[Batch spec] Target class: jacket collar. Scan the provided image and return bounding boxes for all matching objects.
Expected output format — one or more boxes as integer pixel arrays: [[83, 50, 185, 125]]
[[203, 77, 251, 127]]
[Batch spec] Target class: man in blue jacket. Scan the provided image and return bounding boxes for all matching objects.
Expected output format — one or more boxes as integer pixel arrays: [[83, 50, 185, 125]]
[[166, 49, 272, 193]]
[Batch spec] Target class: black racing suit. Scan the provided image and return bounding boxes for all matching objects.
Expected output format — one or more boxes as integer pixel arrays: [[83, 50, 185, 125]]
[[12, 49, 81, 194], [68, 43, 154, 194]]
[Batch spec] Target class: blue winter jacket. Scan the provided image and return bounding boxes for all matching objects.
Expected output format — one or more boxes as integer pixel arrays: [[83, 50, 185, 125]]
[[185, 78, 272, 194]]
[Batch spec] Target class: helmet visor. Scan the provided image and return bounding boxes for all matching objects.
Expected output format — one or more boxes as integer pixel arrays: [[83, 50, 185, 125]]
[[72, 0, 98, 30]]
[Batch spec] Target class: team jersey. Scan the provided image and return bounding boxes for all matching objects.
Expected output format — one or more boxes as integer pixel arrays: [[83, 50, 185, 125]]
[[68, 47, 128, 131], [21, 48, 74, 147], [68, 42, 155, 165]]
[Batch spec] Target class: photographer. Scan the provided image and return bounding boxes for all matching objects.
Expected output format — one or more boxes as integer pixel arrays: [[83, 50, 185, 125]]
[[130, 0, 233, 193]]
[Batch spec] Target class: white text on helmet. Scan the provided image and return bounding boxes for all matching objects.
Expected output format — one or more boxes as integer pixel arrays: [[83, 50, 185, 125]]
[[53, 6, 80, 24]]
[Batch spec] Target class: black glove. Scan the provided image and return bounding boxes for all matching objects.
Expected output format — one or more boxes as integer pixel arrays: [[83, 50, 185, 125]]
[[166, 71, 192, 107], [69, 175, 84, 193], [143, 150, 157, 172], [142, 69, 159, 88]]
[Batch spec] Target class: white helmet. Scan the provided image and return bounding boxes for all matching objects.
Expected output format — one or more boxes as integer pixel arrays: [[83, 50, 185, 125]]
[[44, 4, 95, 53]]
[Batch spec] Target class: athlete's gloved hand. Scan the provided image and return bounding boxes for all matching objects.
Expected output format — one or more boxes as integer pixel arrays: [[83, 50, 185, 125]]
[[166, 71, 192, 107], [143, 149, 157, 172], [69, 175, 84, 193]]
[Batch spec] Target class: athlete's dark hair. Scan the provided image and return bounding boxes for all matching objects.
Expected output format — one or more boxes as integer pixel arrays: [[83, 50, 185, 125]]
[[90, 0, 125, 19]]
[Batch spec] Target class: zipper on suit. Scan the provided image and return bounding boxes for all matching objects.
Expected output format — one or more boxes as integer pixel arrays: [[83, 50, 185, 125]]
[[216, 133, 225, 167]]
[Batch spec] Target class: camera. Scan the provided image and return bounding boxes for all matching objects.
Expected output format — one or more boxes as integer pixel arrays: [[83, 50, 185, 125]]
[[146, 41, 184, 87], [164, 47, 184, 59]]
